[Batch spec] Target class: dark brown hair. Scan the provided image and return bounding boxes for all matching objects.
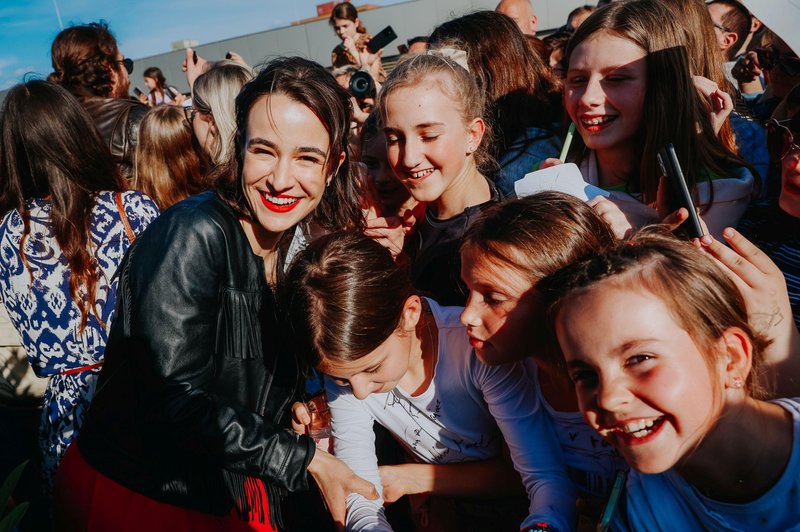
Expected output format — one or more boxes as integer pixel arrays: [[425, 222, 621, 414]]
[[328, 2, 366, 34], [285, 231, 413, 367], [565, 0, 749, 205], [135, 105, 207, 210], [0, 80, 125, 331], [429, 10, 561, 156], [214, 56, 364, 234], [708, 0, 752, 60], [50, 22, 121, 98], [461, 191, 616, 286], [540, 227, 770, 398], [143, 66, 168, 105]]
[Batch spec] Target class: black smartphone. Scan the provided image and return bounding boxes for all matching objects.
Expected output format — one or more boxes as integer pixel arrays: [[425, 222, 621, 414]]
[[192, 50, 198, 64], [133, 87, 143, 97], [367, 25, 397, 54], [657, 143, 704, 239]]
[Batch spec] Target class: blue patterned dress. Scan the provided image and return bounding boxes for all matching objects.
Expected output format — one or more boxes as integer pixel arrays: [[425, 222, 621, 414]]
[[0, 190, 159, 491]]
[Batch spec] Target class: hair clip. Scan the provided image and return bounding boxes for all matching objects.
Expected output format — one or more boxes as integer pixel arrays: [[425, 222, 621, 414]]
[[428, 47, 469, 72]]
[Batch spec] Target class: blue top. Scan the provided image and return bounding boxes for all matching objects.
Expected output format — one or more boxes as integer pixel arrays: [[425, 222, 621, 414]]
[[495, 127, 563, 198], [0, 190, 159, 489]]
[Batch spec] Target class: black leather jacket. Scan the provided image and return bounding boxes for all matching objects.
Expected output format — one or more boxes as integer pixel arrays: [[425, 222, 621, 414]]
[[78, 191, 315, 523], [80, 96, 148, 180]]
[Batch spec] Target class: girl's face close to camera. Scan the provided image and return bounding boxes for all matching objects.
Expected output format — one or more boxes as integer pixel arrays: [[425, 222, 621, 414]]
[[459, 247, 539, 366], [383, 79, 482, 207], [556, 283, 724, 474], [333, 18, 359, 41], [565, 31, 647, 155], [318, 329, 414, 401], [241, 93, 342, 236], [362, 133, 411, 216]]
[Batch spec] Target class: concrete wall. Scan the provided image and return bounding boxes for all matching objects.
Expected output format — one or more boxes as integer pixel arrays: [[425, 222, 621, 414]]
[[1, 0, 588, 104]]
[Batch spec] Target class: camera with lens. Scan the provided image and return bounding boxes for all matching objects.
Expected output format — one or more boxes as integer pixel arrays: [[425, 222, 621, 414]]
[[349, 71, 376, 99]]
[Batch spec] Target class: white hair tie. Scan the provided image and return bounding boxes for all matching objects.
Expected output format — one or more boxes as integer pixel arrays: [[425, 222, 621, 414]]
[[427, 47, 470, 72]]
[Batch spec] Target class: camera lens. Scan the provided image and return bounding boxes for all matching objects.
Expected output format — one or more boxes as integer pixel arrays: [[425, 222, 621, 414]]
[[349, 71, 375, 99]]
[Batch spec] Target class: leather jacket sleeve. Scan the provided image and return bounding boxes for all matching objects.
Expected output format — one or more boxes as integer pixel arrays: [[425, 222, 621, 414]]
[[116, 198, 315, 492]]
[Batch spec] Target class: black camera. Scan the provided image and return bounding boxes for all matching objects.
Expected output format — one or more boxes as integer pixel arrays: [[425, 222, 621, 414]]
[[349, 71, 376, 99]]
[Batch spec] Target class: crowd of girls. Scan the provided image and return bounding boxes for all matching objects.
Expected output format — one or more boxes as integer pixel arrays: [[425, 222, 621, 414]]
[[2, 0, 800, 530]]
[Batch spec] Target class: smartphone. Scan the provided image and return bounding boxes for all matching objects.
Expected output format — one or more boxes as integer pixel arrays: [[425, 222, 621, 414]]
[[133, 87, 143, 97], [367, 25, 397, 54], [657, 143, 704, 239], [192, 50, 198, 65]]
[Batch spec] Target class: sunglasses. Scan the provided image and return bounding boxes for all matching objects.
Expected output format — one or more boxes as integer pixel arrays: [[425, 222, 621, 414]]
[[766, 118, 800, 161], [116, 57, 134, 75], [755, 46, 800, 77], [183, 106, 197, 124]]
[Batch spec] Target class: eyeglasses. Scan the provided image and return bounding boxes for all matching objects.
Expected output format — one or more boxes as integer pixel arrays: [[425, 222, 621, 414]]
[[183, 106, 197, 124], [712, 21, 731, 33], [766, 118, 800, 161], [755, 46, 800, 77], [116, 57, 134, 75]]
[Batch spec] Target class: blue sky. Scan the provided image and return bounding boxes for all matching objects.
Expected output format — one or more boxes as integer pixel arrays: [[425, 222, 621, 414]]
[[0, 0, 403, 90]]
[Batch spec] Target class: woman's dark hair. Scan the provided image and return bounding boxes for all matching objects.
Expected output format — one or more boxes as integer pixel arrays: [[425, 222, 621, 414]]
[[285, 231, 413, 368], [50, 22, 121, 98], [143, 66, 167, 104], [0, 80, 125, 330], [429, 10, 561, 156], [214, 56, 364, 235], [328, 2, 366, 33]]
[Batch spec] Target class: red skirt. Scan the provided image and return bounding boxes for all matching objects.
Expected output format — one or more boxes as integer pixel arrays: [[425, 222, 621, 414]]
[[53, 443, 276, 532]]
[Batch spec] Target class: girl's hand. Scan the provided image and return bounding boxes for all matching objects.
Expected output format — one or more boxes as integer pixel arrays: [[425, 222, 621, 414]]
[[307, 450, 379, 530], [182, 47, 209, 94], [589, 195, 658, 239], [343, 37, 360, 66], [226, 50, 250, 69], [692, 75, 733, 135], [291, 401, 311, 435], [364, 216, 406, 257], [378, 464, 418, 504], [697, 228, 800, 397], [731, 51, 762, 84], [539, 158, 563, 170], [657, 176, 710, 235], [350, 96, 370, 125]]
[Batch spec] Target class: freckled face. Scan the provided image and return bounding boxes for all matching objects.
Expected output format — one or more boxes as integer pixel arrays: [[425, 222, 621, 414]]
[[557, 284, 723, 474], [565, 32, 647, 155], [241, 93, 341, 236], [318, 330, 413, 400]]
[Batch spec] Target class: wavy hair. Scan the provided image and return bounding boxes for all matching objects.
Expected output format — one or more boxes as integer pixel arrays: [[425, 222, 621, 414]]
[[214, 56, 365, 237], [0, 81, 125, 331], [50, 22, 120, 98]]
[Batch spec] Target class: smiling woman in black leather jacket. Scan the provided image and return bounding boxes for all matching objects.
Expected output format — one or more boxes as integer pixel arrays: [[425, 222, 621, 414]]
[[53, 57, 377, 531]]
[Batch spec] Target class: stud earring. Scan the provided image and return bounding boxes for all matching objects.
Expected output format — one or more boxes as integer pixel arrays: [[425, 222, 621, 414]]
[[730, 376, 744, 389]]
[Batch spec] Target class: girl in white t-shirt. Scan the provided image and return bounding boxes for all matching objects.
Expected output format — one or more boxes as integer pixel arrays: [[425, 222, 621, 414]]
[[285, 231, 575, 532], [541, 229, 800, 530]]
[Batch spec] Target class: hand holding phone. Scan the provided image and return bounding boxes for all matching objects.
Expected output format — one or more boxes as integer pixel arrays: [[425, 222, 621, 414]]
[[367, 25, 397, 54], [657, 143, 704, 239]]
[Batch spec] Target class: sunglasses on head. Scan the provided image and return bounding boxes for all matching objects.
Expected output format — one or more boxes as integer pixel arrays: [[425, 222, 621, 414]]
[[766, 117, 800, 161], [116, 57, 134, 75], [756, 46, 800, 77]]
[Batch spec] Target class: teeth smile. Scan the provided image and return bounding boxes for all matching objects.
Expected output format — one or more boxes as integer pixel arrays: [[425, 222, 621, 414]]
[[581, 116, 615, 126], [601, 417, 662, 439], [410, 169, 434, 179], [261, 193, 299, 206]]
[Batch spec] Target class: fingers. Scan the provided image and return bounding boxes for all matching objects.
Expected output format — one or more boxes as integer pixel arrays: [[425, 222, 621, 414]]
[[698, 232, 759, 288], [291, 401, 312, 426], [539, 157, 563, 170], [661, 207, 689, 231], [720, 227, 778, 275]]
